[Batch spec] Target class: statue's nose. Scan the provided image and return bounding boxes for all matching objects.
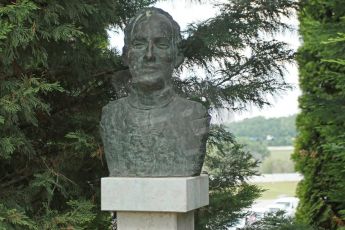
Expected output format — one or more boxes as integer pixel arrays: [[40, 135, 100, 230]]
[[144, 41, 155, 61]]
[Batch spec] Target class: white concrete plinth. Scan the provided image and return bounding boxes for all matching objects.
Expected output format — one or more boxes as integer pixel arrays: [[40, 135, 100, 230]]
[[101, 175, 209, 230], [101, 175, 209, 212], [117, 211, 194, 230]]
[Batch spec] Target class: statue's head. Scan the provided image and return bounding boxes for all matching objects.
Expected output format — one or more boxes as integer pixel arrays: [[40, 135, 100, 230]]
[[122, 8, 184, 89]]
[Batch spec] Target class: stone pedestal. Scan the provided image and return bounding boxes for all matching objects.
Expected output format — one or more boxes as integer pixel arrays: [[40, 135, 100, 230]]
[[101, 175, 209, 230]]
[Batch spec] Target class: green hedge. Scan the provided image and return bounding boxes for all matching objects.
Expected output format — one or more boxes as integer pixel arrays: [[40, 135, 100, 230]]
[[293, 0, 345, 229]]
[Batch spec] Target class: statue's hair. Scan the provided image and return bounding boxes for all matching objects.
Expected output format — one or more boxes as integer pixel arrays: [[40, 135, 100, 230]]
[[122, 7, 182, 58]]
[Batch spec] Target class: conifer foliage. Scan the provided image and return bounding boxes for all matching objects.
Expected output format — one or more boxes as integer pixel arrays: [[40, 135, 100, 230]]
[[178, 0, 296, 110], [293, 0, 345, 229], [0, 0, 296, 229], [0, 0, 154, 228]]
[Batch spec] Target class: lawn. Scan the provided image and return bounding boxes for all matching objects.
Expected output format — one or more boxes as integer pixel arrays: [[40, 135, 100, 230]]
[[253, 181, 298, 200], [269, 149, 293, 161], [259, 147, 295, 173]]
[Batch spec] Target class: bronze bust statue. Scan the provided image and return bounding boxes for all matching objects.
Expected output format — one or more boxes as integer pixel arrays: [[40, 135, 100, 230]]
[[100, 7, 210, 177]]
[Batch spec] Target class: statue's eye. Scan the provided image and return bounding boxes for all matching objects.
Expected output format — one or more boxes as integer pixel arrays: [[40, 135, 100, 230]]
[[132, 40, 146, 49], [156, 42, 169, 49], [155, 38, 170, 49]]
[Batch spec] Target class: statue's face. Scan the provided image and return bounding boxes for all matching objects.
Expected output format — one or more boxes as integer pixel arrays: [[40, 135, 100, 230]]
[[127, 14, 176, 89]]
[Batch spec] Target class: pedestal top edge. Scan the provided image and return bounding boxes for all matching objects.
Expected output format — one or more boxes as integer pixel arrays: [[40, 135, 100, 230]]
[[101, 174, 208, 180]]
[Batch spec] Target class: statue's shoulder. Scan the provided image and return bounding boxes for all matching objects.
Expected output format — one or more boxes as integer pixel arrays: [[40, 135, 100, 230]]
[[174, 96, 208, 118], [173, 96, 210, 136], [101, 98, 126, 114], [100, 98, 128, 126]]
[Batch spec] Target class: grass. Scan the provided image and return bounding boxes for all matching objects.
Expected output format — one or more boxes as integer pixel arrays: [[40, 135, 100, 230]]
[[259, 148, 295, 173], [269, 149, 293, 161], [254, 147, 299, 200], [253, 181, 298, 200]]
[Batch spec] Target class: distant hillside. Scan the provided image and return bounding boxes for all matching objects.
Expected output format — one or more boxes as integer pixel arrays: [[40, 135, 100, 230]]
[[225, 115, 296, 146]]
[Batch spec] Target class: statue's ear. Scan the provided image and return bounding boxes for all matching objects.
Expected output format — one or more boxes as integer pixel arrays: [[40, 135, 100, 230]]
[[174, 48, 184, 68], [122, 47, 129, 66]]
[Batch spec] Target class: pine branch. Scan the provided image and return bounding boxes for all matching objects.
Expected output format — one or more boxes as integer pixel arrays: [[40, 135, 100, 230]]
[[0, 173, 31, 189]]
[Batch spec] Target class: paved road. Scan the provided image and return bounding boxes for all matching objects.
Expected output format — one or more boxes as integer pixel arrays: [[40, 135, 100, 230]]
[[248, 173, 303, 183], [267, 146, 294, 151]]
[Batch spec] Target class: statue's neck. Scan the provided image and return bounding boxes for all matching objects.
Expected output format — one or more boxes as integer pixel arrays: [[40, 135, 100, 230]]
[[128, 84, 175, 110]]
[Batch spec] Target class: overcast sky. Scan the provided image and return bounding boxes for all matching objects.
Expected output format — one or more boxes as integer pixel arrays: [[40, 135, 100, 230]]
[[108, 1, 301, 122]]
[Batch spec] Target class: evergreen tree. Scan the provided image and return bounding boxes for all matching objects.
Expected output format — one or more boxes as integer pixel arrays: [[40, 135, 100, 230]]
[[0, 0, 296, 229], [243, 211, 314, 230], [293, 0, 345, 229], [196, 126, 262, 230], [0, 0, 155, 228], [179, 1, 297, 229]]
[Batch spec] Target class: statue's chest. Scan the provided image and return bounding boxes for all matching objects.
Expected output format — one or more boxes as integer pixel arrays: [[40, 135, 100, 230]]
[[122, 109, 177, 148], [125, 109, 166, 131], [101, 99, 207, 176]]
